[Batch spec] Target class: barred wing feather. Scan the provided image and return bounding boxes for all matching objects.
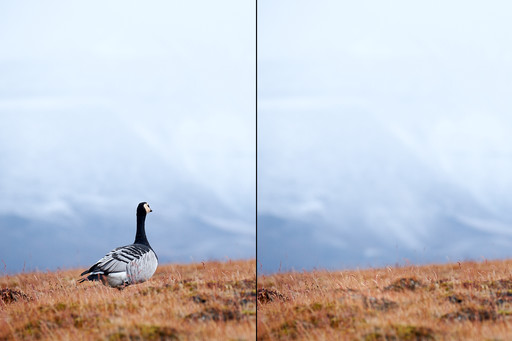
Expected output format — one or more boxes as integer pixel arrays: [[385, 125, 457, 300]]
[[80, 244, 158, 286]]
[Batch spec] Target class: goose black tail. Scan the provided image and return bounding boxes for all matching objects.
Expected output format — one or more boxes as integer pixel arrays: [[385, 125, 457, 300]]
[[78, 273, 103, 283]]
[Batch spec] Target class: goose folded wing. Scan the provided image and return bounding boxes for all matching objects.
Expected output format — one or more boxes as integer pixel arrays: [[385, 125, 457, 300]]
[[82, 245, 149, 276]]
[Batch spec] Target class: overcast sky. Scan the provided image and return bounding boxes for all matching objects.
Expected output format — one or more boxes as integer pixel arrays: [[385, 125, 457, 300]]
[[258, 1, 512, 272], [0, 1, 255, 273], [4, 1, 512, 275]]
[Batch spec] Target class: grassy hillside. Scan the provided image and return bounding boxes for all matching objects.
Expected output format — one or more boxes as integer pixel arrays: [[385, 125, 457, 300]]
[[0, 259, 255, 340], [257, 259, 512, 340]]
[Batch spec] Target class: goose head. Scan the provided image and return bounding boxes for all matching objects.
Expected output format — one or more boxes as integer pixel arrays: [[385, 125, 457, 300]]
[[137, 202, 152, 215]]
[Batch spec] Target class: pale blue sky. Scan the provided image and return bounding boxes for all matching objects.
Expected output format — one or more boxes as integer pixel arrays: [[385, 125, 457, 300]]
[[0, 1, 255, 272], [4, 1, 512, 274], [258, 1, 512, 272]]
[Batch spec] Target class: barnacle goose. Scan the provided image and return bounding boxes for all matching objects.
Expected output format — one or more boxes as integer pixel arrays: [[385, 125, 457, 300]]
[[79, 202, 158, 288]]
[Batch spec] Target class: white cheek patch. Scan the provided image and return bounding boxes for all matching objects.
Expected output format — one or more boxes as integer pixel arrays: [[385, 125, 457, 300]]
[[144, 203, 151, 213]]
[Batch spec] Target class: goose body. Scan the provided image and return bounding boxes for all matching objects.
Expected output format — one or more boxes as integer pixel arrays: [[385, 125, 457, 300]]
[[79, 202, 158, 288]]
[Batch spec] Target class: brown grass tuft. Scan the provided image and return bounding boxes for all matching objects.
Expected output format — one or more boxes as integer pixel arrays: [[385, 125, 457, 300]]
[[257, 288, 288, 304], [1, 288, 32, 304], [383, 277, 423, 292]]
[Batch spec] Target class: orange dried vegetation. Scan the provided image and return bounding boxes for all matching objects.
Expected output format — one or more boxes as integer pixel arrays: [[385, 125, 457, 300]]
[[0, 259, 255, 340], [257, 259, 512, 340]]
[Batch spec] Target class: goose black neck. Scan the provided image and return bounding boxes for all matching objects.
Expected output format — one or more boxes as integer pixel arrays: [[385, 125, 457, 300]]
[[134, 212, 150, 247]]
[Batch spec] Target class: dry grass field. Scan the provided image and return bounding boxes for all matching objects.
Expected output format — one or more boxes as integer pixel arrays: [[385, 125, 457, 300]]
[[257, 259, 512, 340], [0, 259, 255, 340]]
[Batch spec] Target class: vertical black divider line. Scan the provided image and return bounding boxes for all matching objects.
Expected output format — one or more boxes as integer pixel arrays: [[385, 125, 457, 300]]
[[255, 0, 259, 333]]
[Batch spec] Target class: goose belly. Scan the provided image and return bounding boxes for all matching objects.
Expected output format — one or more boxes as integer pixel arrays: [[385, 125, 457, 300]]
[[104, 272, 129, 287], [126, 250, 158, 284]]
